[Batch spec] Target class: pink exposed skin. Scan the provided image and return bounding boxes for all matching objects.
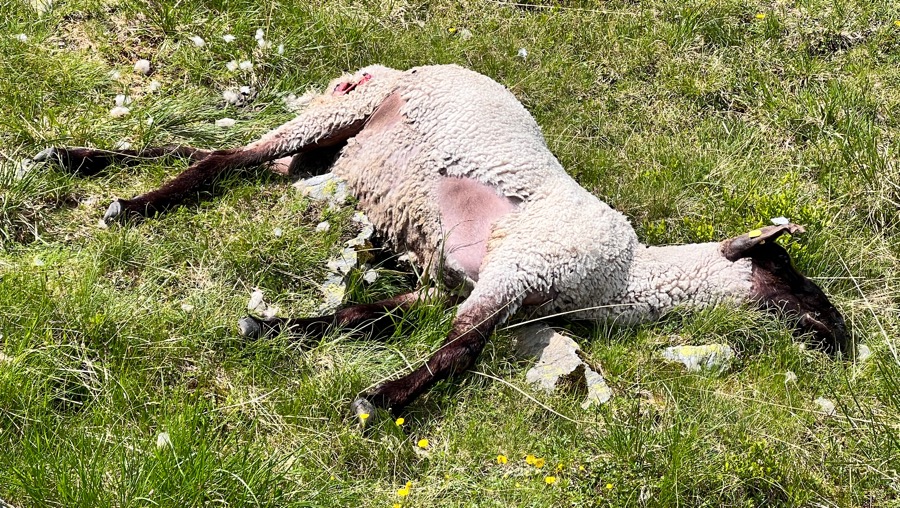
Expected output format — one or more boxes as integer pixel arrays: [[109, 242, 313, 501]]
[[436, 177, 519, 282]]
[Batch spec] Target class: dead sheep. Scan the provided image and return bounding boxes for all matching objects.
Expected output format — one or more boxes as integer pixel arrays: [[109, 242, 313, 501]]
[[36, 64, 849, 416]]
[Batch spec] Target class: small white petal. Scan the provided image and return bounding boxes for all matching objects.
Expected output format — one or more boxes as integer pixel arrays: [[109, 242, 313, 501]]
[[255, 28, 265, 40], [257, 38, 268, 49], [146, 115, 154, 125], [215, 117, 236, 128], [517, 47, 528, 59], [222, 34, 236, 43], [109, 106, 130, 118], [315, 221, 330, 232], [277, 43, 284, 54], [226, 60, 238, 71], [133, 59, 151, 75], [16, 33, 28, 42], [770, 216, 790, 225], [156, 432, 171, 449], [238, 60, 253, 70], [148, 80, 162, 92], [189, 35, 205, 47], [273, 227, 283, 238]]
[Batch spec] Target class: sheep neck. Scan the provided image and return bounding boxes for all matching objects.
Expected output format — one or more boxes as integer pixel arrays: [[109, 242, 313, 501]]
[[610, 242, 754, 323]]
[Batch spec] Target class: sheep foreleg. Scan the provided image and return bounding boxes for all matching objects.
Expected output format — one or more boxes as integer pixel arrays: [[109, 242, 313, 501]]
[[34, 145, 213, 175], [351, 298, 508, 415]]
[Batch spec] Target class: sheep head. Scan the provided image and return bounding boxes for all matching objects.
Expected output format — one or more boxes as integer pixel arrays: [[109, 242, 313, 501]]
[[722, 224, 849, 355]]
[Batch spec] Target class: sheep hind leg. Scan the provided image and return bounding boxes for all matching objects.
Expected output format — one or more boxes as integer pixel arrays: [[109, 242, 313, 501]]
[[238, 289, 459, 340]]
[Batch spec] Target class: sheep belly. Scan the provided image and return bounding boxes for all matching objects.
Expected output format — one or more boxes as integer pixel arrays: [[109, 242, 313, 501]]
[[435, 177, 519, 282]]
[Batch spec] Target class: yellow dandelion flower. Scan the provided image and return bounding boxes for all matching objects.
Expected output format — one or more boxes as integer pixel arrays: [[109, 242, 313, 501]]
[[358, 413, 370, 421], [525, 454, 537, 465], [397, 487, 410, 497], [393, 504, 402, 508], [448, 27, 457, 34], [515, 482, 522, 488], [556, 462, 564, 472], [417, 438, 429, 449], [545, 476, 557, 485], [395, 417, 405, 426], [578, 465, 585, 472], [606, 483, 613, 490], [894, 20, 900, 27], [755, 13, 766, 20], [497, 454, 508, 465], [534, 458, 545, 469]]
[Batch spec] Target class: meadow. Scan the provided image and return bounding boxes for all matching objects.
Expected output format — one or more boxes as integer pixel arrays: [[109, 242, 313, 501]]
[[2, 0, 900, 506]]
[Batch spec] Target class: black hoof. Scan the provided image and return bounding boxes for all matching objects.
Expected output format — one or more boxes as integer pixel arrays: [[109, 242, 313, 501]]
[[238, 316, 262, 338]]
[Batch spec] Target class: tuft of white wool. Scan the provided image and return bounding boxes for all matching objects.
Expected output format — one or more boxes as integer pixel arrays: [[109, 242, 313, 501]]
[[188, 35, 205, 47], [133, 59, 151, 75], [223, 34, 235, 43]]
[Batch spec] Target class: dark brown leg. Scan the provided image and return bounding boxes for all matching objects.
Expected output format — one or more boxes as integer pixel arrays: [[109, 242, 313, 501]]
[[238, 290, 459, 339], [352, 298, 507, 414], [33, 145, 213, 175]]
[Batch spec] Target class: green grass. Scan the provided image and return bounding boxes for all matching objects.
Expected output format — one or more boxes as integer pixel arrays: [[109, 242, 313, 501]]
[[2, 0, 900, 506]]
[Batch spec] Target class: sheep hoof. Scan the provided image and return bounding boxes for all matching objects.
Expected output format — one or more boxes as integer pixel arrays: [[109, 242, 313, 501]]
[[33, 147, 59, 164], [238, 316, 262, 338], [350, 397, 377, 427], [103, 200, 123, 224]]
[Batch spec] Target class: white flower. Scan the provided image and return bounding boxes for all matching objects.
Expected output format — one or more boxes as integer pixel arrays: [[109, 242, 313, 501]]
[[133, 59, 151, 75], [148, 80, 162, 92], [15, 33, 27, 42], [238, 60, 253, 70], [215, 118, 236, 128], [223, 34, 236, 43], [226, 60, 238, 71], [156, 432, 171, 449], [517, 47, 528, 59], [189, 35, 205, 47], [109, 106, 130, 118]]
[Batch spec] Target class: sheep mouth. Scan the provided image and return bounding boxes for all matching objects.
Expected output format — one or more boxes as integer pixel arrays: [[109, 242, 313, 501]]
[[333, 72, 372, 96]]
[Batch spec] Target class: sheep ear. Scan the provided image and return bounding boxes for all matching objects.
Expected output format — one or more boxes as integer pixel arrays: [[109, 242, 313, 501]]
[[722, 224, 805, 261]]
